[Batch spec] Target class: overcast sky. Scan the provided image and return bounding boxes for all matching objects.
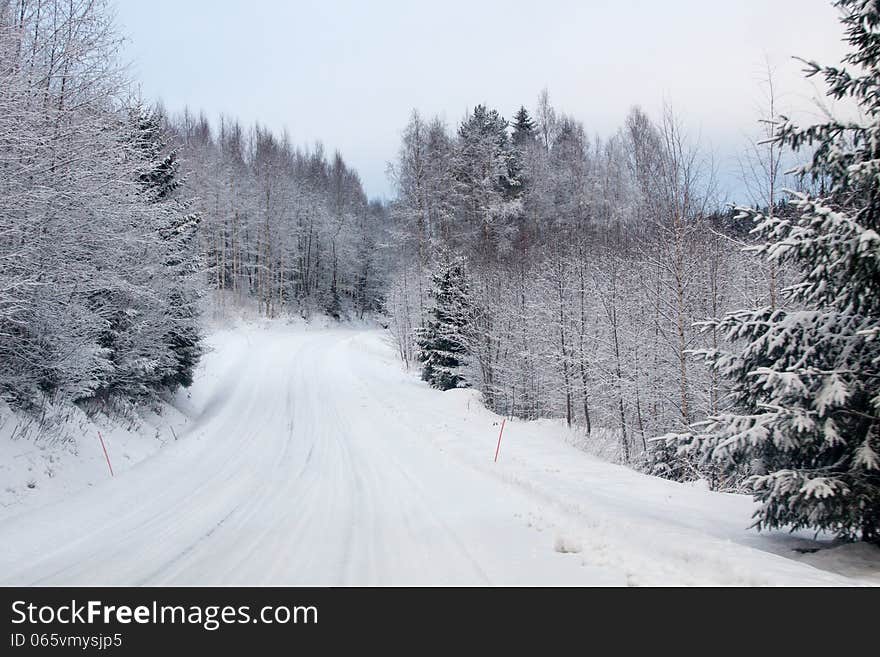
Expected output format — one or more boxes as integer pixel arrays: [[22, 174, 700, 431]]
[[115, 0, 850, 201]]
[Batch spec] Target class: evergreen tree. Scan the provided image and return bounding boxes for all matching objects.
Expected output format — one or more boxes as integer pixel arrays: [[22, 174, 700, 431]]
[[157, 209, 202, 389], [511, 106, 537, 147], [453, 105, 521, 254], [326, 282, 342, 320], [671, 0, 880, 543], [509, 106, 536, 198], [133, 103, 203, 390], [132, 105, 181, 201], [416, 253, 472, 390]]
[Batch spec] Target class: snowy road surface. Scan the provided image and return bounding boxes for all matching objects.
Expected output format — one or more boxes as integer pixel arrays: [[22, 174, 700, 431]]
[[1, 324, 876, 585]]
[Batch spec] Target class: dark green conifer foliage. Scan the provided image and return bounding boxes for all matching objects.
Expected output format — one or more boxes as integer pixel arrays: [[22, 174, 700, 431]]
[[134, 105, 203, 390], [670, 0, 880, 543], [416, 253, 472, 390]]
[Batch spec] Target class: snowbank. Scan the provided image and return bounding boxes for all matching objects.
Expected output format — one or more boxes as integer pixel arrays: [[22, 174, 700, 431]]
[[0, 397, 189, 521], [352, 330, 880, 585]]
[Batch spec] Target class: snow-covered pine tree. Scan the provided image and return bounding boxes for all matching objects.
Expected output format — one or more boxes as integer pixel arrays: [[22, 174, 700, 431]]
[[415, 252, 473, 390], [511, 106, 537, 147], [326, 282, 343, 320], [670, 0, 880, 543], [509, 106, 536, 200], [453, 105, 522, 256], [132, 103, 203, 390]]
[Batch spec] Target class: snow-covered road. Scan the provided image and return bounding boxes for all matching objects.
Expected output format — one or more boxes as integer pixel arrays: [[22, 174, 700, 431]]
[[1, 324, 876, 585]]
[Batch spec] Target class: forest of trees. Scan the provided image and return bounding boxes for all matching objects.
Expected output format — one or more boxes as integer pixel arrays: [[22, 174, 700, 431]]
[[385, 96, 782, 471], [166, 111, 388, 321], [0, 0, 201, 414], [0, 0, 386, 418], [1, 0, 877, 543], [388, 0, 879, 542]]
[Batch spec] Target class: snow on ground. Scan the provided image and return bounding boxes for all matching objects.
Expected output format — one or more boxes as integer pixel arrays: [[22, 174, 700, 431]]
[[0, 321, 878, 585], [0, 399, 191, 522]]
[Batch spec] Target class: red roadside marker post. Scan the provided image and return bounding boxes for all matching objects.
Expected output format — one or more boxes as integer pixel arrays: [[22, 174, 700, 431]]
[[97, 431, 114, 477], [494, 418, 507, 463]]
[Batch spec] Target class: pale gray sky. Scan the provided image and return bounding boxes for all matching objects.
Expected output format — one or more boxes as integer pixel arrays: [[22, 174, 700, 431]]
[[116, 0, 849, 201]]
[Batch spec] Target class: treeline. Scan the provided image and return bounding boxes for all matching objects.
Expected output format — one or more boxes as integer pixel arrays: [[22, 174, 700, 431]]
[[167, 113, 388, 320], [386, 94, 793, 471], [0, 0, 387, 420], [0, 0, 200, 413], [388, 0, 880, 543]]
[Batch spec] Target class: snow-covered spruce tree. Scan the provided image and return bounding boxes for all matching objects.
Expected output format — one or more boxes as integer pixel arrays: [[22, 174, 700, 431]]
[[511, 106, 537, 148], [134, 107, 203, 389], [666, 0, 880, 543], [452, 105, 522, 257], [415, 253, 473, 390], [104, 103, 202, 393], [510, 106, 537, 204]]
